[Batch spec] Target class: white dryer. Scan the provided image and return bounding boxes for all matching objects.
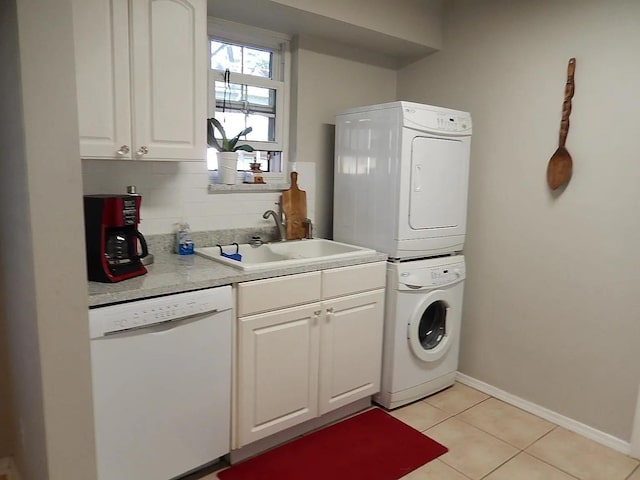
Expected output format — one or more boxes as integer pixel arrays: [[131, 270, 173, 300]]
[[374, 255, 466, 410], [333, 101, 472, 260]]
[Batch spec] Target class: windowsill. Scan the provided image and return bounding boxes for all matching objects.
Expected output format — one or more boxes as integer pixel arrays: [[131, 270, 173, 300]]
[[208, 171, 289, 193], [208, 182, 290, 193]]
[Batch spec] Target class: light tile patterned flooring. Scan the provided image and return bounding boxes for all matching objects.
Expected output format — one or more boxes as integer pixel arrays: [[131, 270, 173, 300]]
[[203, 383, 640, 480]]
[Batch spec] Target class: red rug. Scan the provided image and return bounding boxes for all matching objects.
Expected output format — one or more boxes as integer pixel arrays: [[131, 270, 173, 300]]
[[218, 408, 448, 480]]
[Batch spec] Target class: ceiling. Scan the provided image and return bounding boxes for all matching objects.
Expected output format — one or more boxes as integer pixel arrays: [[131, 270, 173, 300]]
[[206, 0, 441, 68]]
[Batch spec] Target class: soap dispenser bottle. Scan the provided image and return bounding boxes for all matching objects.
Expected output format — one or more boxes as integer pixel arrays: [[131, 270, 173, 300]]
[[175, 222, 194, 255]]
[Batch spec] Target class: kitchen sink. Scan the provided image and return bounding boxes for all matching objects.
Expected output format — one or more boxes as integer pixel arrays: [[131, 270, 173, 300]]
[[195, 238, 375, 271]]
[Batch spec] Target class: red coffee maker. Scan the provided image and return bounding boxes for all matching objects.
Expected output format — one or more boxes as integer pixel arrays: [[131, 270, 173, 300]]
[[83, 194, 149, 282]]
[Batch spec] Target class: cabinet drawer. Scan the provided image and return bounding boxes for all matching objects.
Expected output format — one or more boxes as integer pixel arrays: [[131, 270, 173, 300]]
[[238, 271, 322, 316], [322, 262, 386, 299]]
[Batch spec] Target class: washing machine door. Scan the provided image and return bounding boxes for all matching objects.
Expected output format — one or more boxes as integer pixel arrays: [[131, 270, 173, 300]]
[[407, 290, 455, 362]]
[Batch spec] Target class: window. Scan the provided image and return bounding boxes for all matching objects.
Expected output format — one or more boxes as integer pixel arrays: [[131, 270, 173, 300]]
[[207, 18, 290, 181]]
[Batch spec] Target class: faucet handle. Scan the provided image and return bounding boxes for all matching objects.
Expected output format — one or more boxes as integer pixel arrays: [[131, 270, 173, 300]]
[[303, 218, 313, 239]]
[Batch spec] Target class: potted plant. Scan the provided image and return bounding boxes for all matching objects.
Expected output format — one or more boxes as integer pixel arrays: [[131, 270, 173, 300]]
[[207, 117, 254, 185]]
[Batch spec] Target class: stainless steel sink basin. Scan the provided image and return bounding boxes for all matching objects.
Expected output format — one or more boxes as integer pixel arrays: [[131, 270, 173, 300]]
[[195, 239, 375, 271]]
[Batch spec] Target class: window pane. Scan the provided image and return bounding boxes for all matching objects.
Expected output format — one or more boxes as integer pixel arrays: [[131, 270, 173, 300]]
[[212, 112, 274, 143], [214, 81, 243, 103], [247, 86, 274, 108], [245, 114, 273, 142], [242, 46, 272, 78], [210, 40, 242, 73], [210, 40, 272, 79], [214, 82, 276, 115], [212, 113, 248, 142]]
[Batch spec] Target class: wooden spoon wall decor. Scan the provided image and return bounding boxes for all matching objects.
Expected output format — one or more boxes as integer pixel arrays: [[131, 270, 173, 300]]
[[547, 58, 576, 190]]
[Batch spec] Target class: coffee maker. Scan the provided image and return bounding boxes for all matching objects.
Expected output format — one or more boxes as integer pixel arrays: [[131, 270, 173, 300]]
[[83, 194, 149, 282]]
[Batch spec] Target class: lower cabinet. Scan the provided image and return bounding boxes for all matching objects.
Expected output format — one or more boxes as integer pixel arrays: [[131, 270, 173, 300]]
[[235, 262, 386, 447]]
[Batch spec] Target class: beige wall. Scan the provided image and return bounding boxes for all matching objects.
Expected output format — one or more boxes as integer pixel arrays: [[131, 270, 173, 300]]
[[0, 1, 42, 471], [0, 0, 97, 478], [291, 36, 397, 238], [398, 0, 640, 441], [0, 290, 12, 458]]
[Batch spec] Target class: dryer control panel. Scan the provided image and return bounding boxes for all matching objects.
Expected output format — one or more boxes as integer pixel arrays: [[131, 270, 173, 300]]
[[402, 104, 472, 135], [436, 114, 470, 132]]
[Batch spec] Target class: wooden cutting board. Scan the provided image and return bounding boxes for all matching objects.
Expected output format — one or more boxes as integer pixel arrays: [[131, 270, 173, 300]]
[[281, 171, 307, 240]]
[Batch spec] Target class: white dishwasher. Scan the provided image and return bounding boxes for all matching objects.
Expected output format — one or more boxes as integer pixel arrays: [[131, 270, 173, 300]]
[[89, 285, 232, 480]]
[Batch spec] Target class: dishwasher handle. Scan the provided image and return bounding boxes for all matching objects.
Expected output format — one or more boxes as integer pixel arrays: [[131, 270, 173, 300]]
[[98, 308, 226, 339]]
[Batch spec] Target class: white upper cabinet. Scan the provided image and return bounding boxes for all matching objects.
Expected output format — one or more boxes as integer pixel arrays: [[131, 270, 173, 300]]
[[130, 0, 206, 160], [72, 0, 207, 161], [72, 0, 131, 159]]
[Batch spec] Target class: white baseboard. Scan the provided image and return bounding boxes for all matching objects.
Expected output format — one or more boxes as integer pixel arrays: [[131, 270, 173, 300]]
[[456, 373, 632, 456], [0, 457, 18, 480]]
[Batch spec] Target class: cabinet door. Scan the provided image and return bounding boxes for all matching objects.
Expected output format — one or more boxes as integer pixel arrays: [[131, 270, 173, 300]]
[[318, 289, 385, 415], [237, 303, 321, 447], [72, 0, 132, 159], [130, 0, 207, 161]]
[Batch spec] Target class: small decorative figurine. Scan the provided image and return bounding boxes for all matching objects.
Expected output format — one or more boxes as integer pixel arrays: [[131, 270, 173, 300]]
[[250, 162, 265, 184]]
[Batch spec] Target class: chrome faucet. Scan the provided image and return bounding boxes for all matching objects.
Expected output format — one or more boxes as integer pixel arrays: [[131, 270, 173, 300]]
[[263, 208, 286, 241]]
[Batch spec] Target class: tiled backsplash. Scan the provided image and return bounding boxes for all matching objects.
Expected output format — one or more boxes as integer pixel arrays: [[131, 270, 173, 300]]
[[82, 160, 316, 236], [145, 226, 280, 254]]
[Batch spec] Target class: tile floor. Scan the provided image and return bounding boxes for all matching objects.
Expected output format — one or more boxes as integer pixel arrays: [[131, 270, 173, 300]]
[[201, 383, 640, 480]]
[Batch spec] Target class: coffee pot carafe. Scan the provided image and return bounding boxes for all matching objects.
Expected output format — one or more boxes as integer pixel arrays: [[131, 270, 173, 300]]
[[104, 228, 148, 266]]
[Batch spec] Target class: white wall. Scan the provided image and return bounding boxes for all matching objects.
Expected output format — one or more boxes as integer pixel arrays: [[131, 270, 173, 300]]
[[398, 0, 640, 441]]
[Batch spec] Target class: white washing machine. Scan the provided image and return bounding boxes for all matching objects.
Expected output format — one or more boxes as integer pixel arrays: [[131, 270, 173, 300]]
[[374, 255, 466, 410]]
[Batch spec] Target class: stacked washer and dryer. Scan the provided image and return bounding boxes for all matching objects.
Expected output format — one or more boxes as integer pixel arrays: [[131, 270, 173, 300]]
[[333, 101, 471, 409]]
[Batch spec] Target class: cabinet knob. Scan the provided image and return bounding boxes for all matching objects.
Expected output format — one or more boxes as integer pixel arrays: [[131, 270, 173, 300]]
[[137, 146, 149, 156], [117, 145, 130, 155], [326, 307, 334, 317]]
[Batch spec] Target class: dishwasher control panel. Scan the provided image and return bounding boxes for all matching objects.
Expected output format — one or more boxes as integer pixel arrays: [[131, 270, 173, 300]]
[[89, 285, 232, 337]]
